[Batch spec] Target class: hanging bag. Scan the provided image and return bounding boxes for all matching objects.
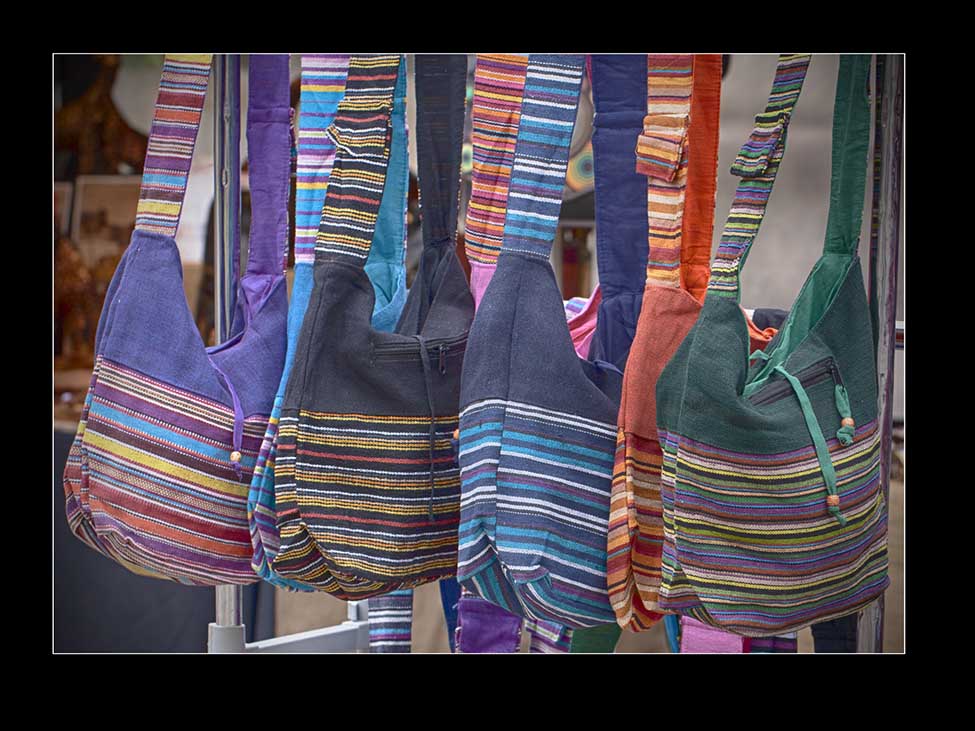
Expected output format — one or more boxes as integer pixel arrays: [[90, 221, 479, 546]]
[[62, 54, 291, 585], [457, 54, 619, 629], [655, 54, 888, 636], [247, 55, 413, 590], [606, 53, 721, 630], [272, 54, 475, 598]]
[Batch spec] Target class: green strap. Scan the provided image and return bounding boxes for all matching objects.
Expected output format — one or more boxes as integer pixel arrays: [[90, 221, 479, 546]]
[[772, 366, 846, 526], [823, 55, 872, 256]]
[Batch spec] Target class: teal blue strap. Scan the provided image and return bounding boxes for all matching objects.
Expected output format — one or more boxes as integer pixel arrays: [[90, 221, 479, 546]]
[[833, 384, 855, 446], [823, 55, 872, 256], [772, 365, 846, 526]]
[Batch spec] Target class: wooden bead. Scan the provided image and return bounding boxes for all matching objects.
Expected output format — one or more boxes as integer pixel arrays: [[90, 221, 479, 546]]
[[453, 429, 460, 440], [826, 494, 840, 507], [230, 450, 242, 463], [841, 417, 855, 428]]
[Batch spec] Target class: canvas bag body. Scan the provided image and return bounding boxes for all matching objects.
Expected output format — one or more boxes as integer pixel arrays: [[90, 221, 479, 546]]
[[247, 56, 413, 591], [457, 55, 620, 629], [62, 55, 291, 586], [655, 54, 888, 637], [272, 55, 475, 599]]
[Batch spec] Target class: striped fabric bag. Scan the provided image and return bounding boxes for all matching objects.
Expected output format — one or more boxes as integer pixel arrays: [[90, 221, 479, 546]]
[[272, 54, 475, 598], [62, 55, 292, 585], [456, 54, 619, 629], [246, 55, 413, 589], [655, 54, 888, 636]]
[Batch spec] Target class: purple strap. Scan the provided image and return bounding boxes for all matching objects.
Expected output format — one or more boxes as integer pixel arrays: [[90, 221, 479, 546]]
[[245, 54, 292, 277]]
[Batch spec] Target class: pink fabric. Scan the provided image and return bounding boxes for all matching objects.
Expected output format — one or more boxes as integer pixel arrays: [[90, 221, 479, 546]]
[[469, 261, 495, 309], [565, 284, 601, 358], [679, 617, 744, 653]]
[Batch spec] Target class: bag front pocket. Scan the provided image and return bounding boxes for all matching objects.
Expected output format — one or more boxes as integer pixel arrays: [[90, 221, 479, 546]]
[[493, 399, 618, 628], [81, 359, 260, 586]]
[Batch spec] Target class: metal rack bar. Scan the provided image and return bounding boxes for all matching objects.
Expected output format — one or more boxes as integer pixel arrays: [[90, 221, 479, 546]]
[[858, 53, 903, 654], [206, 54, 368, 653]]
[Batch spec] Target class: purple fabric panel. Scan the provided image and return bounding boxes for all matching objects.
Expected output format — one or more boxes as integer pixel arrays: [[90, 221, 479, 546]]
[[679, 617, 744, 653], [245, 54, 291, 279], [456, 596, 523, 653]]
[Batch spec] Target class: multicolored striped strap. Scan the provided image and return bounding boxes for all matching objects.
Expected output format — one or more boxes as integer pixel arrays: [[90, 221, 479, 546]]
[[464, 54, 530, 266], [499, 54, 585, 260], [135, 54, 212, 238], [641, 54, 693, 287], [314, 54, 401, 266], [415, 54, 467, 248], [244, 54, 292, 277], [707, 54, 811, 298], [295, 55, 351, 265]]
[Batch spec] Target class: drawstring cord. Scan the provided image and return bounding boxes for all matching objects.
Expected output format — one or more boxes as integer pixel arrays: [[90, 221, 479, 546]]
[[210, 359, 244, 480], [414, 336, 438, 522], [771, 365, 846, 526]]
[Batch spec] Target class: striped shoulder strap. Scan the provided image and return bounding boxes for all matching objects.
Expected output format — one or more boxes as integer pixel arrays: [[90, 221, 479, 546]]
[[314, 54, 402, 265], [499, 54, 585, 260], [135, 54, 212, 238], [295, 55, 351, 265], [707, 54, 811, 299], [640, 54, 694, 288], [464, 54, 530, 267]]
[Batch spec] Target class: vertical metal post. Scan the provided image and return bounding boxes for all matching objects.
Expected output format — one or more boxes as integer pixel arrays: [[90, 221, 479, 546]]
[[858, 54, 903, 653], [208, 53, 246, 654]]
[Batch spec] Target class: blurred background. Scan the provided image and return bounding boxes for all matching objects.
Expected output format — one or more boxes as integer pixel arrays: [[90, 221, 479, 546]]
[[53, 54, 903, 653]]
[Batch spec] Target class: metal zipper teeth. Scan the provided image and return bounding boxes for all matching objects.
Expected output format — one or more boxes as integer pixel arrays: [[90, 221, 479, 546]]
[[748, 358, 839, 407]]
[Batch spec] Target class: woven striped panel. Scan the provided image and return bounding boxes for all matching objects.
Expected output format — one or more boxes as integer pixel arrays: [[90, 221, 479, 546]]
[[272, 411, 461, 598], [707, 54, 811, 298], [314, 55, 400, 264], [642, 55, 693, 286], [66, 359, 265, 586], [657, 421, 888, 636], [464, 54, 529, 266], [526, 618, 574, 653], [368, 589, 414, 652], [135, 55, 211, 238], [500, 55, 584, 260], [294, 55, 350, 264], [457, 398, 618, 628]]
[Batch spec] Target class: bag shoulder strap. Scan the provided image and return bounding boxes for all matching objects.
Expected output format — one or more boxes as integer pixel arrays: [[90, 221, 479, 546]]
[[823, 54, 872, 256], [464, 54, 530, 267], [707, 53, 811, 300], [415, 54, 468, 249], [244, 54, 293, 277], [294, 55, 351, 265], [314, 54, 402, 267], [640, 54, 694, 288], [500, 54, 585, 260], [135, 54, 212, 239]]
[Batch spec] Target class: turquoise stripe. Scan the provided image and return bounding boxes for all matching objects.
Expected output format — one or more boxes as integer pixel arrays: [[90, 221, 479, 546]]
[[505, 431, 615, 464], [497, 480, 609, 515]]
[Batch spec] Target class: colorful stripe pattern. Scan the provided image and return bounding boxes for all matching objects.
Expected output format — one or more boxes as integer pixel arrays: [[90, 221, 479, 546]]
[[135, 55, 212, 238], [294, 55, 351, 264], [64, 359, 265, 586], [367, 589, 415, 653], [457, 399, 618, 628], [642, 55, 693, 287], [246, 56, 351, 590], [707, 54, 811, 298], [500, 56, 585, 261], [315, 55, 401, 263], [464, 54, 529, 267], [272, 410, 461, 598], [657, 421, 888, 636]]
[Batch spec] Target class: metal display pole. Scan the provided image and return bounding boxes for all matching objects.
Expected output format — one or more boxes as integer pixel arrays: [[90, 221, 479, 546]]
[[858, 54, 903, 653], [208, 53, 246, 654]]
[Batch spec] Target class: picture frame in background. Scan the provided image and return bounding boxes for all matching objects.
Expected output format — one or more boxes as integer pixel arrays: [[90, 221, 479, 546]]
[[54, 181, 73, 237], [70, 174, 142, 271]]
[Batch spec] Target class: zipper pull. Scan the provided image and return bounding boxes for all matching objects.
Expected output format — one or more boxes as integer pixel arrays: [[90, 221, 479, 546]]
[[439, 343, 447, 375]]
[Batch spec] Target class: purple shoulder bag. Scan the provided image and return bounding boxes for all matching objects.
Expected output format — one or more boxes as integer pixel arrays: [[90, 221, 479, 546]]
[[61, 54, 291, 585]]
